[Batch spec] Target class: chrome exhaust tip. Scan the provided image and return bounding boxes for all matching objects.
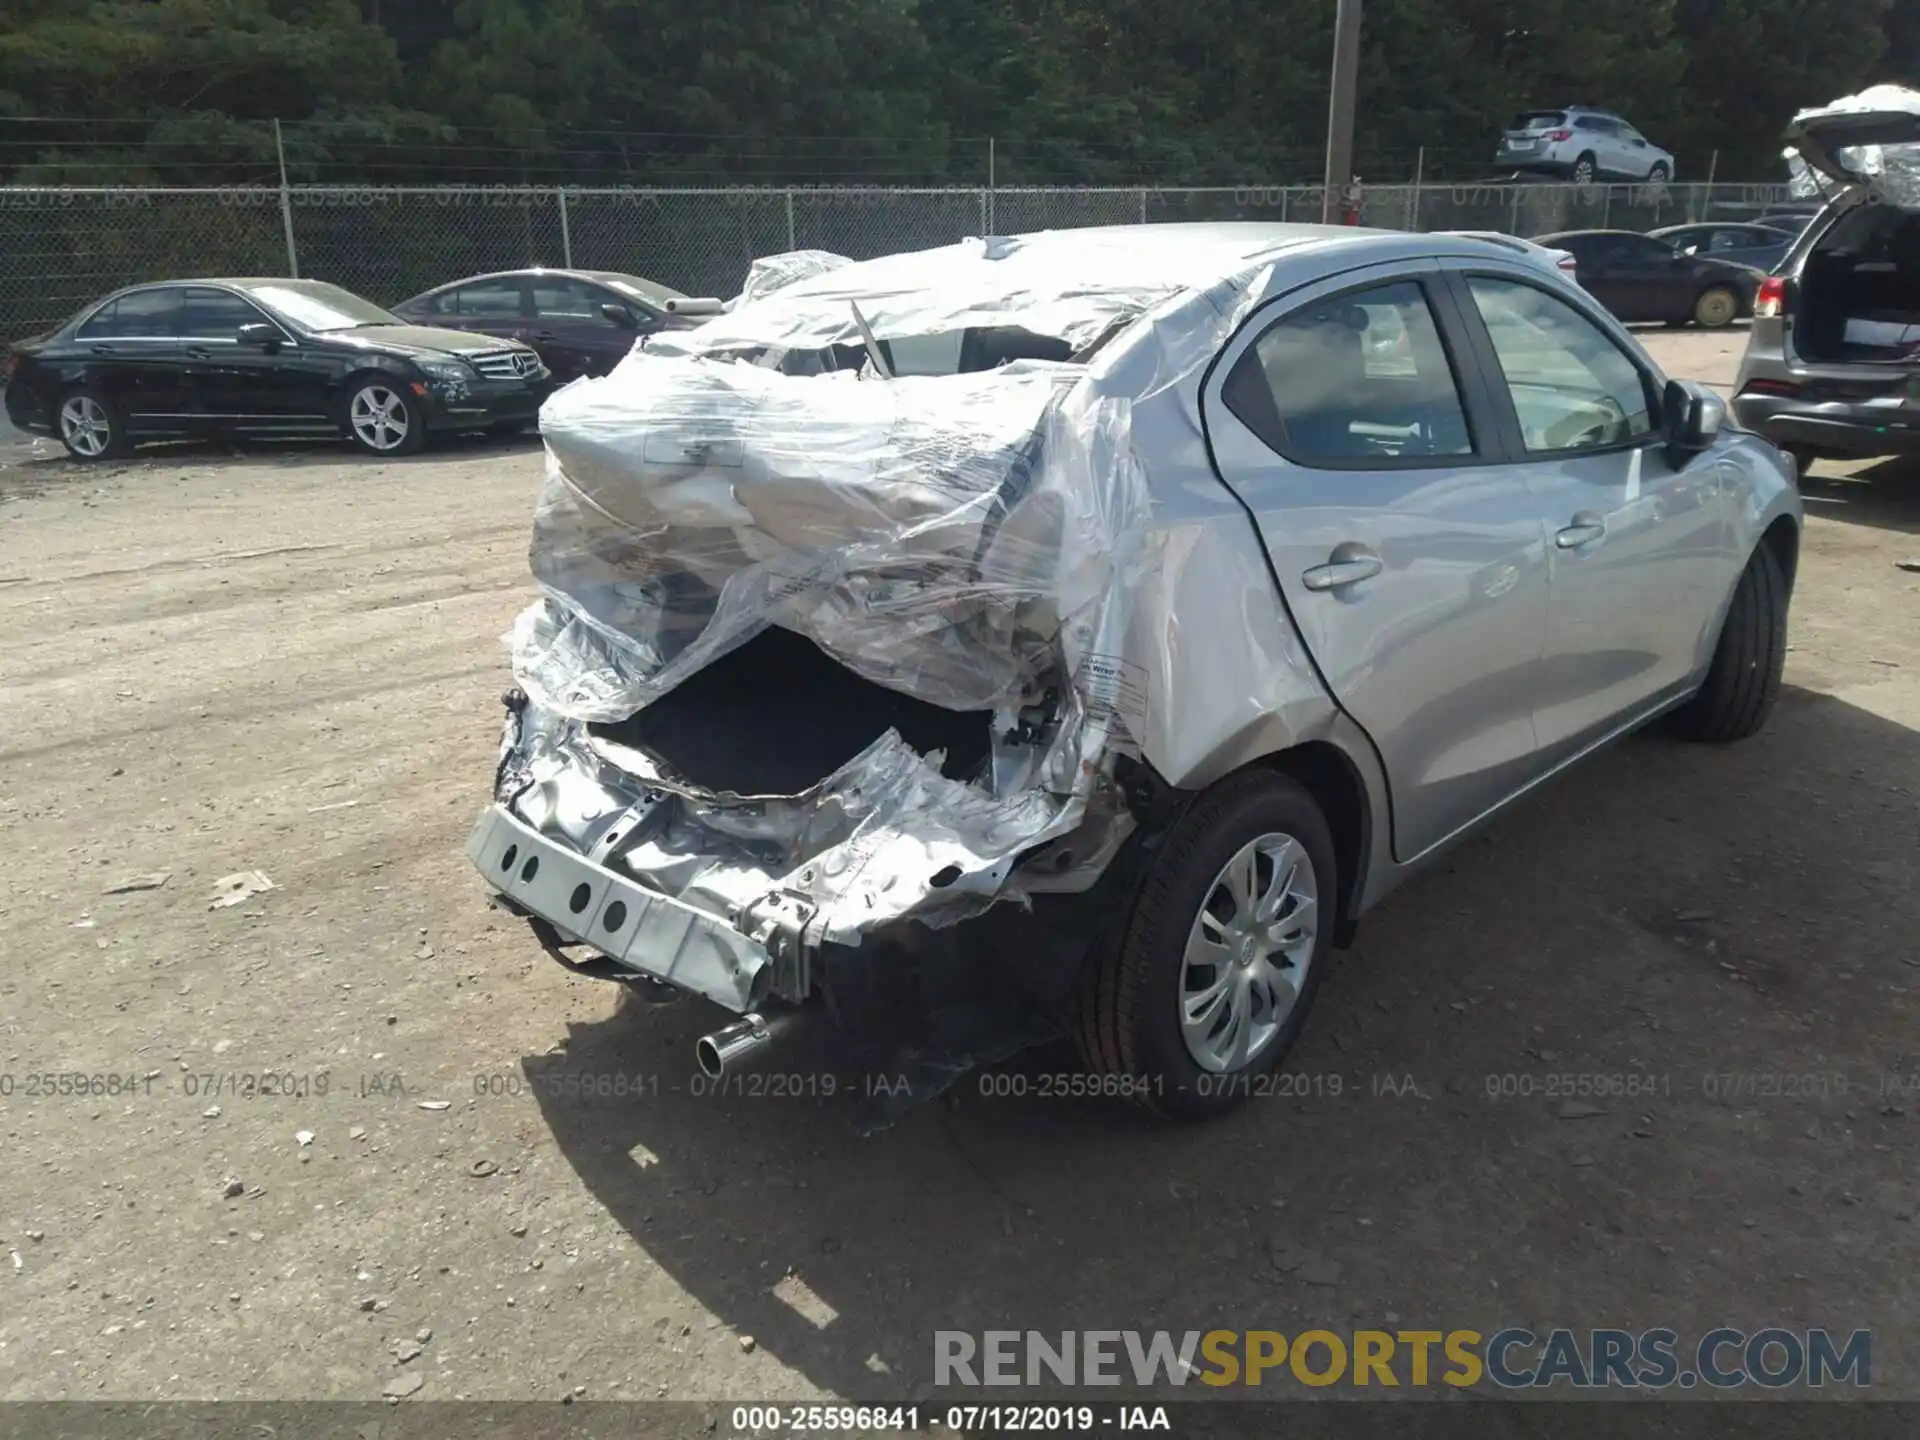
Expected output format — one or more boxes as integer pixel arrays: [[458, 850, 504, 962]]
[[696, 1012, 783, 1079]]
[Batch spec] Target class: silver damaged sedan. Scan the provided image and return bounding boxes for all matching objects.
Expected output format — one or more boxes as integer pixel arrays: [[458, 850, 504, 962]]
[[472, 224, 1801, 1122]]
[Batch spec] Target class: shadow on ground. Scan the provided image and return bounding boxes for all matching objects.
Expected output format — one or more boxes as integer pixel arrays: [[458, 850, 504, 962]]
[[522, 682, 1920, 1398], [0, 426, 542, 492], [1799, 456, 1920, 538]]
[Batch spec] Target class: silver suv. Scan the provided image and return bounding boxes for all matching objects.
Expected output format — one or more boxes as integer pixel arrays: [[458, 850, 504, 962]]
[[1734, 89, 1920, 473], [473, 223, 1798, 1121], [1497, 107, 1677, 184]]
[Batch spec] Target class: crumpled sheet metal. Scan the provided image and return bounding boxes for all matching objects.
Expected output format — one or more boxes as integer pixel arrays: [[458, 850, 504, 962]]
[[503, 700, 1088, 944], [726, 249, 852, 310], [1786, 84, 1920, 205]]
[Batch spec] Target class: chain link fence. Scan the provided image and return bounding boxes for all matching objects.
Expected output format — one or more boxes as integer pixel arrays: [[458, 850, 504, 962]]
[[0, 180, 1794, 341]]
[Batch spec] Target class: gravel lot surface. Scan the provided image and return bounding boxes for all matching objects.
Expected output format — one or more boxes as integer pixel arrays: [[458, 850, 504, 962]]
[[1, 329, 1916, 1405]]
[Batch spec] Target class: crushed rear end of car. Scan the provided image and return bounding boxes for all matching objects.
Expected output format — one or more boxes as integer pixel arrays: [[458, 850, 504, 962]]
[[472, 240, 1167, 1117]]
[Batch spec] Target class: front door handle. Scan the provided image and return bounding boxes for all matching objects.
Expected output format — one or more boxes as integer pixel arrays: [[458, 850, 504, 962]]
[[1302, 544, 1384, 592], [1555, 512, 1607, 549]]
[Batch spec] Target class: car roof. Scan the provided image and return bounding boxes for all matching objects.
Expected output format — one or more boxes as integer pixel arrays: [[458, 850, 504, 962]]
[[1532, 229, 1658, 242], [89, 277, 351, 296], [404, 267, 662, 293], [670, 223, 1548, 355]]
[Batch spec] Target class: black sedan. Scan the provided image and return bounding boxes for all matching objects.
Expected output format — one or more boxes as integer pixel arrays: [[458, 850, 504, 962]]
[[1533, 229, 1766, 328], [391, 269, 721, 383], [1648, 221, 1797, 273], [3, 278, 552, 461]]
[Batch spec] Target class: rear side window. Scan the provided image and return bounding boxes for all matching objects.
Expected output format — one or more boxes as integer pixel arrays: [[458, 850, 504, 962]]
[[76, 288, 182, 339], [441, 279, 524, 319], [1466, 276, 1655, 452], [1511, 111, 1566, 131], [531, 277, 616, 322], [179, 287, 271, 338], [1222, 280, 1475, 464]]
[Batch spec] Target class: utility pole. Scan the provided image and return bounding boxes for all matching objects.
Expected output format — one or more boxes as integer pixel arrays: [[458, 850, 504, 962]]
[[1321, 0, 1362, 223], [273, 119, 299, 278]]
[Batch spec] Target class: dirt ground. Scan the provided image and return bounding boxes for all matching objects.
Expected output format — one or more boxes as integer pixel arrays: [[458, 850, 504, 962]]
[[1, 327, 1916, 1407]]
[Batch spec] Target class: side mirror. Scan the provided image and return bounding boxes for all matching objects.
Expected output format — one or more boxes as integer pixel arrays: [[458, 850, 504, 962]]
[[236, 322, 280, 349], [1663, 379, 1719, 464], [1679, 244, 1699, 258], [599, 303, 637, 329]]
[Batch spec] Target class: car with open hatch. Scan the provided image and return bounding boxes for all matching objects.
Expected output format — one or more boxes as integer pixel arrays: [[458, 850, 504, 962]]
[[1734, 85, 1920, 475], [3, 277, 552, 460], [470, 223, 1801, 1122]]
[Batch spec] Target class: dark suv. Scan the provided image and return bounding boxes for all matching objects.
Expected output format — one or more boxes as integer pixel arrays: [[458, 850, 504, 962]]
[[1733, 98, 1920, 473]]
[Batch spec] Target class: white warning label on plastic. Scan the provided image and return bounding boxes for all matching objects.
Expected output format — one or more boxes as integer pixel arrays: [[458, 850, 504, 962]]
[[1076, 653, 1150, 738]]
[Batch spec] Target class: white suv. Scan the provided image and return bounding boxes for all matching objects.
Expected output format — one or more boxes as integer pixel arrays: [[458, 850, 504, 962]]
[[1496, 107, 1676, 184]]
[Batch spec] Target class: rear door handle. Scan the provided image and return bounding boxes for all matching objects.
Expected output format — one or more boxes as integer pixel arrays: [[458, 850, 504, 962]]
[[1555, 512, 1607, 549], [1301, 545, 1384, 592]]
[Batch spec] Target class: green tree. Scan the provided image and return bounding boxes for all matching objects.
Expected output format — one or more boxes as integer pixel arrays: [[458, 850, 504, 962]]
[[1671, 0, 1890, 178], [0, 0, 435, 181]]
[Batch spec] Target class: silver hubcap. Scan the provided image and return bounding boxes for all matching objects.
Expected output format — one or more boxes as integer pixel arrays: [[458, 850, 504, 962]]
[[349, 386, 410, 451], [60, 395, 110, 456], [1699, 292, 1735, 326], [1179, 832, 1319, 1073], [1573, 162, 1593, 183]]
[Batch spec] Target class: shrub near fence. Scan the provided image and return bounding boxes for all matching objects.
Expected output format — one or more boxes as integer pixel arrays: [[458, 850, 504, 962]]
[[0, 181, 1792, 342]]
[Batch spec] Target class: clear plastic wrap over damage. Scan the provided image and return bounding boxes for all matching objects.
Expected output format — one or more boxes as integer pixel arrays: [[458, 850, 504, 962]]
[[501, 240, 1156, 955], [724, 249, 852, 310]]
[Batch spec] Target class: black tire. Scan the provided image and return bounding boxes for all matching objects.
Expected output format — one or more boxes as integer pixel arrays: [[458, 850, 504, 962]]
[[340, 374, 426, 457], [1571, 153, 1597, 185], [1672, 543, 1788, 744], [1074, 769, 1337, 1121], [1692, 285, 1740, 328], [1648, 162, 1671, 183], [55, 386, 130, 462]]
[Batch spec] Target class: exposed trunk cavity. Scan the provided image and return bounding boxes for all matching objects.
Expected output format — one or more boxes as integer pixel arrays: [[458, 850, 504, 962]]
[[588, 625, 996, 797], [1795, 206, 1920, 362]]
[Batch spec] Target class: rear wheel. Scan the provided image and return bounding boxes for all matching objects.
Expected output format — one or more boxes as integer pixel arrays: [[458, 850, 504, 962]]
[[1075, 769, 1336, 1120], [57, 387, 129, 461], [1693, 285, 1740, 328], [1672, 543, 1788, 743], [1648, 161, 1671, 183], [343, 377, 425, 456], [1571, 153, 1597, 185]]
